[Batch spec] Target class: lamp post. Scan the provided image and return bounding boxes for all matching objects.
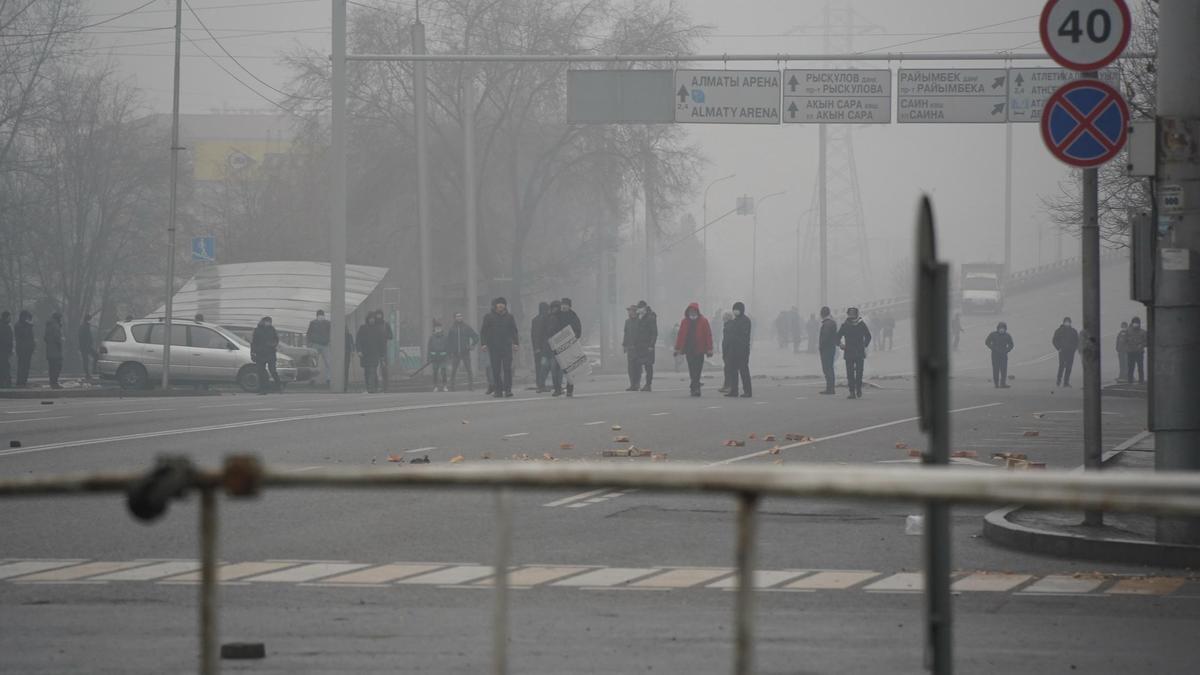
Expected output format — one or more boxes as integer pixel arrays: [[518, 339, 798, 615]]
[[703, 173, 736, 310], [752, 191, 786, 317]]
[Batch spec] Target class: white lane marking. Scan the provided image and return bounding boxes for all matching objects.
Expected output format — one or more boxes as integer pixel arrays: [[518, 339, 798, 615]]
[[542, 489, 609, 508], [242, 563, 370, 583], [396, 566, 494, 585], [90, 561, 200, 581], [709, 402, 1005, 466], [583, 421, 607, 426], [405, 446, 437, 454], [650, 412, 672, 416], [552, 568, 660, 587], [5, 410, 59, 414], [198, 402, 251, 409], [97, 408, 174, 417], [0, 560, 88, 579], [706, 405, 722, 410], [288, 466, 323, 473], [0, 415, 70, 425], [0, 389, 647, 459], [503, 432, 530, 438]]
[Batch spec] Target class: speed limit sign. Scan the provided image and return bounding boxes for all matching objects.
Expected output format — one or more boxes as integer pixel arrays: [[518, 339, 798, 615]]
[[1040, 0, 1131, 71]]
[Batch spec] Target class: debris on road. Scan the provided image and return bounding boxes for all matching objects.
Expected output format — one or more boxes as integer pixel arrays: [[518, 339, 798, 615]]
[[652, 453, 668, 461], [768, 446, 781, 455], [784, 433, 812, 442], [410, 456, 431, 464], [614, 435, 631, 443], [1023, 431, 1040, 437], [542, 453, 556, 461], [763, 434, 777, 442], [895, 442, 909, 449], [481, 452, 492, 460], [386, 453, 404, 463], [8, 441, 19, 448], [461, 420, 469, 425], [602, 447, 652, 458], [951, 450, 978, 459], [611, 425, 622, 431], [450, 454, 465, 464], [560, 442, 575, 450], [748, 432, 757, 440], [723, 440, 746, 447], [993, 452, 1028, 461], [907, 449, 922, 458]]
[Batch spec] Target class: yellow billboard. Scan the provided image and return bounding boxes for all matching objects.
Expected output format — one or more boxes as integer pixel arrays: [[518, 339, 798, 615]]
[[192, 139, 292, 182]]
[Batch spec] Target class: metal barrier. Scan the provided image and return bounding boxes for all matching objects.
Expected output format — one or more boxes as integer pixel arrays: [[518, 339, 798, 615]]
[[3, 459, 1200, 674]]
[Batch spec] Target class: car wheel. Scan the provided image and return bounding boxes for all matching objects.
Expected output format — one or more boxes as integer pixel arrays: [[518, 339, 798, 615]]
[[116, 363, 149, 390], [238, 366, 261, 393]]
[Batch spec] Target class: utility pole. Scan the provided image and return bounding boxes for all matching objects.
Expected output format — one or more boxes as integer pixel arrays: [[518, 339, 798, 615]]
[[818, 124, 828, 306], [1081, 149, 1102, 526], [463, 67, 478, 333], [161, 0, 183, 390], [1004, 120, 1013, 273], [1154, 0, 1200, 545], [330, 0, 347, 393], [413, 15, 432, 361]]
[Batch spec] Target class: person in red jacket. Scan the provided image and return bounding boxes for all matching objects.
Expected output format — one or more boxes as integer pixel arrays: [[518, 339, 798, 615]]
[[673, 302, 713, 397]]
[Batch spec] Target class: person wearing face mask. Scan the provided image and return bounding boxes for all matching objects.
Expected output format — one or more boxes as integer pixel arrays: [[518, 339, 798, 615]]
[[427, 321, 450, 391], [1125, 316, 1147, 384], [723, 302, 753, 398], [985, 321, 1014, 388], [633, 301, 657, 392], [480, 297, 519, 398], [837, 307, 872, 399], [251, 316, 280, 394], [1051, 316, 1079, 388], [673, 302, 713, 397]]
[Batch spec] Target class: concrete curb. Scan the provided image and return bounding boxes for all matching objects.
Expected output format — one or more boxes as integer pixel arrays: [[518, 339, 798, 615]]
[[982, 431, 1200, 568], [0, 388, 221, 399]]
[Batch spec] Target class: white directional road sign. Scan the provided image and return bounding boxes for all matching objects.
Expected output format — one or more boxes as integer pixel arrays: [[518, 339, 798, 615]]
[[782, 69, 891, 124], [897, 69, 1009, 124], [674, 70, 780, 124], [1008, 68, 1120, 122]]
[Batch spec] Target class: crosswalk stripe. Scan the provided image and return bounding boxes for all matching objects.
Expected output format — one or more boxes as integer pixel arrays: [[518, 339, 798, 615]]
[[551, 567, 660, 587], [321, 564, 445, 584], [1020, 575, 1105, 594], [708, 571, 810, 589], [631, 568, 731, 589], [785, 571, 881, 590], [476, 566, 590, 587], [90, 561, 199, 581], [165, 561, 298, 582], [1106, 577, 1188, 595], [242, 563, 370, 583], [0, 560, 87, 580], [11, 561, 149, 582], [864, 572, 924, 592], [397, 565, 494, 585], [952, 573, 1032, 592]]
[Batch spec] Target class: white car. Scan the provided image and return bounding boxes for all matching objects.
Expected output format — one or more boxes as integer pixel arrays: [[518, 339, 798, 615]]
[[98, 319, 296, 392]]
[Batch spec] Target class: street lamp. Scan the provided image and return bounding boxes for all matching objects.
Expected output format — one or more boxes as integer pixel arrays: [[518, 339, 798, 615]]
[[752, 190, 786, 318], [702, 173, 736, 310]]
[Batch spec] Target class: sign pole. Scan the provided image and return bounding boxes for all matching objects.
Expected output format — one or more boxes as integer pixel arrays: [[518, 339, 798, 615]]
[[414, 17, 432, 364], [330, 0, 347, 393], [1004, 120, 1013, 274], [1081, 138, 1103, 526], [161, 0, 183, 390], [819, 124, 829, 307]]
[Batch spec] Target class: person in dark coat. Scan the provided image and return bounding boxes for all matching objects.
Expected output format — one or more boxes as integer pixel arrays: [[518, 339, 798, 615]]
[[372, 310, 393, 391], [446, 312, 478, 391], [1125, 316, 1147, 384], [0, 311, 12, 387], [1114, 321, 1130, 383], [356, 315, 381, 393], [951, 313, 964, 352], [806, 313, 820, 354], [78, 313, 98, 381], [43, 313, 64, 389], [1051, 316, 1079, 387], [817, 306, 838, 394], [427, 322, 450, 391], [306, 309, 332, 386], [723, 301, 753, 397], [985, 321, 1014, 388], [837, 307, 872, 399], [14, 310, 35, 387], [633, 301, 658, 392], [343, 326, 355, 392], [251, 316, 281, 394], [552, 298, 582, 397], [531, 302, 552, 393], [622, 305, 640, 391], [480, 297, 519, 398], [673, 302, 713, 397], [718, 311, 735, 394]]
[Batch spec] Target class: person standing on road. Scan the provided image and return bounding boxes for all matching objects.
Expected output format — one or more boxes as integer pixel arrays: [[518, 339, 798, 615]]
[[372, 310, 393, 392], [951, 312, 964, 352], [480, 297, 519, 398], [837, 307, 871, 399], [556, 298, 582, 398], [446, 312, 478, 391], [723, 301, 753, 398], [427, 322, 450, 391], [0, 311, 12, 387], [251, 316, 281, 394], [718, 311, 735, 394], [1115, 321, 1130, 383], [985, 321, 1014, 389], [532, 302, 551, 393], [633, 301, 657, 392], [356, 315, 381, 393], [1125, 316, 1147, 384], [1052, 316, 1079, 388], [306, 309, 332, 387], [77, 313, 98, 381], [14, 310, 34, 387], [43, 313, 64, 389], [343, 326, 355, 392], [673, 302, 713, 397], [623, 305, 640, 391], [818, 307, 838, 394]]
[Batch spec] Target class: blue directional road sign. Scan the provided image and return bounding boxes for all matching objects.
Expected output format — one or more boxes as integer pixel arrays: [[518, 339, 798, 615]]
[[191, 236, 216, 262], [1040, 78, 1128, 168]]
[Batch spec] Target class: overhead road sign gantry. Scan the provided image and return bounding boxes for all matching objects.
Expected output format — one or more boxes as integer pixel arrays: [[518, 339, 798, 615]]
[[1040, 78, 1129, 168], [1040, 0, 1132, 71], [782, 69, 891, 124], [674, 70, 781, 124], [1008, 67, 1120, 122], [897, 69, 1009, 123]]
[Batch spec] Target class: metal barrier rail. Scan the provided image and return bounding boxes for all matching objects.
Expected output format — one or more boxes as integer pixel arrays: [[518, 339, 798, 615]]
[[3, 459, 1199, 675]]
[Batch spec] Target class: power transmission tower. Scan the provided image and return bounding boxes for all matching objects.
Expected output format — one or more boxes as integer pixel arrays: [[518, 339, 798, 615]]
[[800, 2, 879, 308]]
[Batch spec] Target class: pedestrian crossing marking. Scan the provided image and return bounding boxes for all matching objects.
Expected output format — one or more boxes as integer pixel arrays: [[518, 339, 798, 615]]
[[321, 564, 445, 585], [0, 560, 1192, 598]]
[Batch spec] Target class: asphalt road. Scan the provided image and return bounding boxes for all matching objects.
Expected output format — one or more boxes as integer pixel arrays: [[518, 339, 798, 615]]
[[3, 263, 1192, 674]]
